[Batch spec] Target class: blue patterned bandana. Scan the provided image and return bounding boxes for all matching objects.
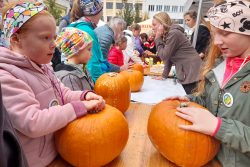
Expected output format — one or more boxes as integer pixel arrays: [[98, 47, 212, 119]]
[[79, 0, 103, 16]]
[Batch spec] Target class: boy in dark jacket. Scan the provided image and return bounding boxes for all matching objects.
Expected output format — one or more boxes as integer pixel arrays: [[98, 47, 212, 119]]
[[55, 27, 94, 91]]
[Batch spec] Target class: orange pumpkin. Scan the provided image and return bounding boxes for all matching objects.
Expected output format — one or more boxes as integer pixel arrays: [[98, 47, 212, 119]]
[[55, 105, 129, 167], [147, 100, 220, 167], [94, 72, 130, 113], [132, 63, 144, 74], [120, 70, 144, 92]]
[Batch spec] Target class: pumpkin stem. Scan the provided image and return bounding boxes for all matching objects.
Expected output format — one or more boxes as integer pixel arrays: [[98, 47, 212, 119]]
[[127, 70, 133, 72], [108, 72, 117, 77], [180, 102, 189, 108]]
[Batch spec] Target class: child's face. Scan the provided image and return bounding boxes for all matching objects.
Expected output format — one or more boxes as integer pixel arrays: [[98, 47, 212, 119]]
[[133, 29, 141, 37], [184, 15, 196, 28], [78, 43, 92, 64], [0, 0, 7, 8], [12, 14, 57, 64], [140, 37, 147, 43], [119, 41, 127, 50], [152, 19, 162, 34], [212, 26, 250, 58]]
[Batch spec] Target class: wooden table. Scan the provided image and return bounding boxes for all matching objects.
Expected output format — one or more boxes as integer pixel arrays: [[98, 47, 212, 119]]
[[49, 103, 221, 167], [105, 103, 221, 167]]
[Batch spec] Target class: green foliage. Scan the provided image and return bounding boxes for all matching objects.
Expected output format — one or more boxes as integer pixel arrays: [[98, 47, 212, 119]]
[[117, 0, 134, 26], [46, 0, 63, 25], [134, 3, 142, 23]]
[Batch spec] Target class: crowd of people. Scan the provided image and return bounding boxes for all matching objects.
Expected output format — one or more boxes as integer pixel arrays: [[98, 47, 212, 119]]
[[0, 0, 250, 166]]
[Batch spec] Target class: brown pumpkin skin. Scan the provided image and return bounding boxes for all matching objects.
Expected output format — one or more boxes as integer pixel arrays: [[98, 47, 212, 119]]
[[147, 100, 220, 167], [94, 72, 130, 113], [120, 70, 144, 92], [55, 105, 129, 167], [132, 63, 144, 74]]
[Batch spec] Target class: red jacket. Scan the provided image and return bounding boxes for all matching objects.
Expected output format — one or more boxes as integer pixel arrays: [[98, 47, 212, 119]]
[[108, 47, 124, 66]]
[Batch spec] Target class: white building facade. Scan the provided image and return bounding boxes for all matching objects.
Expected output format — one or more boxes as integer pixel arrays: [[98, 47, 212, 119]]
[[102, 0, 146, 22], [143, 0, 188, 24]]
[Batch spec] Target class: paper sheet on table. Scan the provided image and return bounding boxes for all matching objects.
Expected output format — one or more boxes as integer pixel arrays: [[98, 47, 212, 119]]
[[131, 76, 186, 104]]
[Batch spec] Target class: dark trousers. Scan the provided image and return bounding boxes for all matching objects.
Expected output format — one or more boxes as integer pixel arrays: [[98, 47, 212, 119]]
[[182, 82, 198, 95]]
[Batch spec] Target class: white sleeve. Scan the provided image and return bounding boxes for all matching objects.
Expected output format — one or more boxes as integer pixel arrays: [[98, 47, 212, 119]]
[[123, 36, 142, 64]]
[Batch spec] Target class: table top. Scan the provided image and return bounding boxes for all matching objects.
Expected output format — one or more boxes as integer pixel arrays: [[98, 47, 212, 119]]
[[49, 103, 221, 167], [105, 103, 221, 167]]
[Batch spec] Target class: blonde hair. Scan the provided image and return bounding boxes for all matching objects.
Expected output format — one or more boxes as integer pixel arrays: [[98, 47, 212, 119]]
[[115, 36, 127, 46], [195, 43, 221, 95], [70, 0, 81, 22], [130, 23, 141, 31], [153, 12, 172, 32]]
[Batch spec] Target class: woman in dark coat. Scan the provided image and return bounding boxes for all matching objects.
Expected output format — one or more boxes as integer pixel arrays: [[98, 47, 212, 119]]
[[184, 10, 211, 59]]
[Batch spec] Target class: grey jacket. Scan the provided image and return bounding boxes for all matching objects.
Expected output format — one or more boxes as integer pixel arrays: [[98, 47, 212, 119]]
[[95, 24, 115, 59], [188, 58, 250, 167], [56, 64, 94, 91], [155, 24, 202, 84]]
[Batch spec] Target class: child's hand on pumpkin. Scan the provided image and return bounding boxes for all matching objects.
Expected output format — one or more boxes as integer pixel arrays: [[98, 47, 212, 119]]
[[95, 98, 105, 111], [163, 96, 190, 102], [175, 107, 220, 136], [85, 92, 103, 101], [120, 64, 129, 71], [83, 100, 104, 114]]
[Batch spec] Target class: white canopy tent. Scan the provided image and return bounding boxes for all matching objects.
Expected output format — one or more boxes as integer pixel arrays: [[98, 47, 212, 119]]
[[138, 19, 153, 34]]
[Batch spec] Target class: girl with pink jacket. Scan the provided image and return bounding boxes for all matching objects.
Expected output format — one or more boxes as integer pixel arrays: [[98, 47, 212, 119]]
[[0, 1, 105, 166]]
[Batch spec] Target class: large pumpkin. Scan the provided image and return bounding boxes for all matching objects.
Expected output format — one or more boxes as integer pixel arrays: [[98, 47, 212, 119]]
[[120, 70, 144, 92], [94, 72, 130, 113], [55, 104, 129, 167], [132, 63, 144, 74], [147, 100, 220, 167]]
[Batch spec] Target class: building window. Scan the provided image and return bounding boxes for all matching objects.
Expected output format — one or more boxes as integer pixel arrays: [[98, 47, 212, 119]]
[[106, 2, 113, 9], [172, 6, 178, 13], [107, 16, 112, 22], [116, 3, 123, 9], [172, 19, 184, 24], [127, 3, 133, 9], [134, 3, 142, 10], [148, 5, 155, 12], [179, 6, 184, 12], [156, 5, 162, 11], [164, 5, 170, 12]]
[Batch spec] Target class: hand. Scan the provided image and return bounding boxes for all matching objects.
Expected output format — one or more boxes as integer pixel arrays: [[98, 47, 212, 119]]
[[152, 76, 165, 80], [175, 107, 219, 136], [155, 25, 164, 39], [128, 62, 134, 69], [85, 92, 103, 101], [133, 50, 140, 56], [199, 53, 205, 58], [120, 63, 133, 71], [144, 50, 154, 56], [163, 96, 190, 102], [83, 99, 105, 114]]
